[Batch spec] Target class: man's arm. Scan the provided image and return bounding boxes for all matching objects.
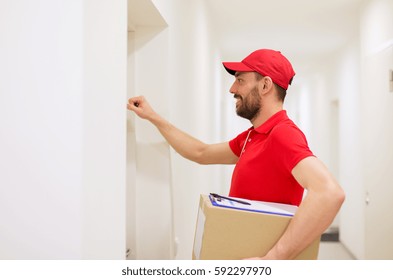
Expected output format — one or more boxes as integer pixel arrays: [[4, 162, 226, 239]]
[[251, 156, 345, 260], [127, 96, 238, 165]]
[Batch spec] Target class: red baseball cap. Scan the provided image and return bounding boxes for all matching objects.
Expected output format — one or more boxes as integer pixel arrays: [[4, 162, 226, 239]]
[[223, 49, 295, 90]]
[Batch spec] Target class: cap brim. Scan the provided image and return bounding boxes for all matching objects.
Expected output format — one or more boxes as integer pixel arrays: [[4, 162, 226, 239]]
[[223, 62, 254, 75]]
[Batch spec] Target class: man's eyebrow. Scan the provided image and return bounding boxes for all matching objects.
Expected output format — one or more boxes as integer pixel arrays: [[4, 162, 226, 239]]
[[234, 72, 244, 78]]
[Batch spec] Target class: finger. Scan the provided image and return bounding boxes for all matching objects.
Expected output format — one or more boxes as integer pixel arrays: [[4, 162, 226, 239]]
[[128, 96, 144, 107], [127, 102, 139, 111]]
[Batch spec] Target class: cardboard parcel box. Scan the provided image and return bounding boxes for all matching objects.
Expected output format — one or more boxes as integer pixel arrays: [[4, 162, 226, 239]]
[[192, 194, 320, 260]]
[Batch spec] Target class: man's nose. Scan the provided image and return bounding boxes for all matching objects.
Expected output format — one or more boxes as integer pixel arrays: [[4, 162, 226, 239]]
[[229, 82, 237, 95]]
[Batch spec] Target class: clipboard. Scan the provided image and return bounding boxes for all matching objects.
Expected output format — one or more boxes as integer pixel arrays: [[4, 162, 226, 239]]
[[193, 194, 320, 260], [209, 193, 297, 217]]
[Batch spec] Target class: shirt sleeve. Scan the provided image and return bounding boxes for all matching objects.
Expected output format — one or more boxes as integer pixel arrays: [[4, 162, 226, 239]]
[[228, 129, 252, 157], [270, 123, 315, 172]]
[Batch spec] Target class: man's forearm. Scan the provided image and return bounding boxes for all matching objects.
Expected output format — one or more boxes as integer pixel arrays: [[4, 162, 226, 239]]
[[149, 114, 208, 163], [264, 185, 344, 259], [256, 157, 345, 260], [128, 96, 237, 165]]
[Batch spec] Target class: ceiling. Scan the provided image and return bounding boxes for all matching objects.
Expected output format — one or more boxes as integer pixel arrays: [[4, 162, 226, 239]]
[[205, 0, 363, 69], [128, 0, 364, 72]]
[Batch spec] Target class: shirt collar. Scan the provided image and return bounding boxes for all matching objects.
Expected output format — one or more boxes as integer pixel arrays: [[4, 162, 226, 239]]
[[253, 110, 288, 134]]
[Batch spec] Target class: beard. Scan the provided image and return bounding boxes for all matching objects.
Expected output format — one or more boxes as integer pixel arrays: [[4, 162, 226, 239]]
[[234, 86, 261, 121]]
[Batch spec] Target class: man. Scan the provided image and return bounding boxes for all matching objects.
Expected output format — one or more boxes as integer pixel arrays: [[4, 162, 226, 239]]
[[127, 49, 345, 259]]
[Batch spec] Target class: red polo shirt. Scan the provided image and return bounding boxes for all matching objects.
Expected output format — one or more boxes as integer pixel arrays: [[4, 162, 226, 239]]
[[228, 110, 314, 206]]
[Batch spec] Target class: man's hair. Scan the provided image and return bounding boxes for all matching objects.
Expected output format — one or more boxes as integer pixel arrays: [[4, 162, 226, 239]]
[[254, 72, 287, 102], [275, 84, 287, 102]]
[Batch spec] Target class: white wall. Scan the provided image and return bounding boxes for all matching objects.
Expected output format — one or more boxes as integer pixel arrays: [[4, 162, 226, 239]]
[[132, 26, 173, 260], [0, 0, 127, 259], [0, 0, 84, 259], [82, 0, 127, 259], [316, 0, 393, 259], [360, 0, 393, 259], [126, 31, 137, 260], [336, 44, 364, 259]]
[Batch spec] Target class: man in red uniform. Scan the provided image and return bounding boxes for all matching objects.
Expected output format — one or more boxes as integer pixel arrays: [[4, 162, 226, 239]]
[[127, 49, 345, 259], [224, 49, 313, 207]]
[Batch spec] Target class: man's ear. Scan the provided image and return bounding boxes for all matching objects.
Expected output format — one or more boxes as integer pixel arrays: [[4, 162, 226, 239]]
[[259, 76, 273, 94]]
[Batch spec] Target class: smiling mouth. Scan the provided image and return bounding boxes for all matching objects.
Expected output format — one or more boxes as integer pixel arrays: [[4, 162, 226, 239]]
[[234, 94, 242, 107]]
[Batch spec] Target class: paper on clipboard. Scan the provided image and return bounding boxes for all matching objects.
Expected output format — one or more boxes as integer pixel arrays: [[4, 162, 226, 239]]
[[209, 194, 297, 217]]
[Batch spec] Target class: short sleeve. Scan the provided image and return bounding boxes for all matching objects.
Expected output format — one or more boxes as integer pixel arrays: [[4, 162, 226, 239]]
[[269, 123, 314, 172], [228, 129, 252, 157]]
